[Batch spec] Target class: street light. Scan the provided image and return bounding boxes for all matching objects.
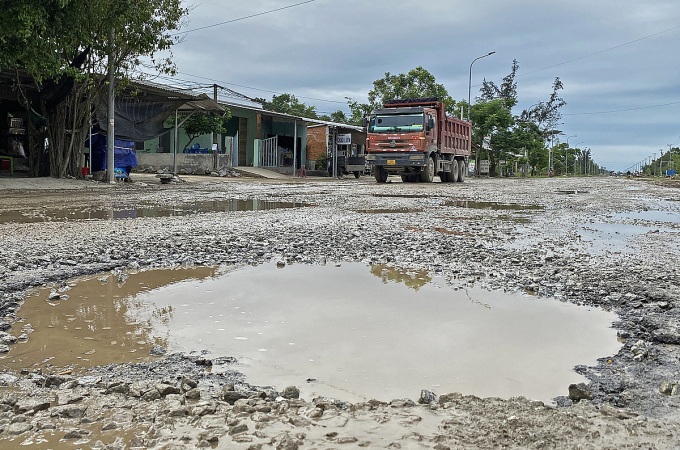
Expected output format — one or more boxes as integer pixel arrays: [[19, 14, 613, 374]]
[[468, 51, 496, 120], [468, 51, 495, 176]]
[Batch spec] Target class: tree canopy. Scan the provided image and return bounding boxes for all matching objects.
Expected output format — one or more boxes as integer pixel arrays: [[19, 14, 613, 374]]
[[0, 0, 188, 177], [255, 94, 318, 118]]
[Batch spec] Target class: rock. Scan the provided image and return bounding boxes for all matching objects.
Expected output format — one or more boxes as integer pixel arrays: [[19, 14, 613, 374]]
[[192, 402, 217, 416], [418, 389, 437, 404], [0, 373, 18, 385], [282, 386, 300, 400], [44, 375, 70, 388], [288, 416, 311, 427], [659, 381, 677, 395], [150, 345, 167, 356], [182, 377, 199, 391], [142, 389, 162, 402], [105, 382, 129, 395], [5, 422, 32, 435], [156, 383, 181, 397], [389, 398, 416, 408], [568, 383, 593, 402], [50, 404, 87, 419], [15, 399, 50, 415], [185, 388, 201, 400], [229, 424, 248, 435], [102, 422, 118, 431], [276, 434, 299, 450], [63, 429, 85, 439], [222, 390, 247, 405], [651, 328, 680, 345], [76, 375, 101, 386]]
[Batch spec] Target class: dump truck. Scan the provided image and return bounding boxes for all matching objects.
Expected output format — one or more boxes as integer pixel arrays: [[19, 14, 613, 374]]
[[364, 98, 472, 183]]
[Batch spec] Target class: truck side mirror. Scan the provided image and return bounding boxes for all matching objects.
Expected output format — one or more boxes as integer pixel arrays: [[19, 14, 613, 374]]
[[428, 117, 435, 129], [362, 117, 368, 128]]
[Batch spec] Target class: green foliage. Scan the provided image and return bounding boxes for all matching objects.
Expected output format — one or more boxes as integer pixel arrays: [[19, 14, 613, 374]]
[[480, 59, 519, 109], [0, 0, 187, 81], [346, 97, 373, 126], [367, 66, 457, 114], [315, 154, 329, 172], [181, 110, 232, 150], [0, 0, 188, 177], [519, 78, 566, 140], [255, 93, 318, 118]]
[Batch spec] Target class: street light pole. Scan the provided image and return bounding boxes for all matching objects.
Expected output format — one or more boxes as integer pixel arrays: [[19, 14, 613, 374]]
[[468, 51, 495, 176], [468, 51, 496, 121]]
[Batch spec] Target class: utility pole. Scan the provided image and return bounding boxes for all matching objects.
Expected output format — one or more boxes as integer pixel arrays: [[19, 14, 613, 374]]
[[212, 84, 219, 171], [106, 27, 115, 184]]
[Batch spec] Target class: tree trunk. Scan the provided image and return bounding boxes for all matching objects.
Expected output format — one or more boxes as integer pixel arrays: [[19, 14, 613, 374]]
[[44, 84, 90, 178]]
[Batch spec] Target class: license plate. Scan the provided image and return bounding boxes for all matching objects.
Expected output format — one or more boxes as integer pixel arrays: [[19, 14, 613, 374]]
[[387, 160, 396, 165]]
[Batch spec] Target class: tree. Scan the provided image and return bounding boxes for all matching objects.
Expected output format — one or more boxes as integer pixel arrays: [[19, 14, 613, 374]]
[[470, 99, 514, 177], [480, 59, 519, 110], [346, 98, 373, 126], [0, 0, 187, 177], [181, 111, 232, 151], [255, 93, 318, 118], [367, 67, 459, 115], [519, 78, 567, 144]]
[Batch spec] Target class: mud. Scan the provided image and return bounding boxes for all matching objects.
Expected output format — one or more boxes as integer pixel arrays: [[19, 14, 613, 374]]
[[0, 173, 678, 449]]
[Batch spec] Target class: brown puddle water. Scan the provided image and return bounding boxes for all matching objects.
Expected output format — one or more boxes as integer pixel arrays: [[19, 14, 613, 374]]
[[5, 263, 620, 404], [3, 268, 216, 370], [0, 199, 307, 224]]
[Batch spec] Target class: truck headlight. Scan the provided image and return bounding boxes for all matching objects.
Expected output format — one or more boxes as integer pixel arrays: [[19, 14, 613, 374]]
[[365, 155, 376, 161], [409, 154, 424, 160]]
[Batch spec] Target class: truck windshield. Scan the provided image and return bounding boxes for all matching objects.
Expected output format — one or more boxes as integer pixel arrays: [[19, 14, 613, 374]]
[[369, 113, 424, 133]]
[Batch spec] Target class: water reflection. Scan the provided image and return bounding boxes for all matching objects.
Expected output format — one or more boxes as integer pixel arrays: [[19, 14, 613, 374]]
[[370, 264, 431, 291]]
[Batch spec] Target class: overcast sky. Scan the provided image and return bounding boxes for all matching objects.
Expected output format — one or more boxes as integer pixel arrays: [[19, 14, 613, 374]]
[[150, 0, 680, 172]]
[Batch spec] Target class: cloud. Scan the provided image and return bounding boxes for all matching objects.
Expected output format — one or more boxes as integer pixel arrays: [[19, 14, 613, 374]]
[[155, 0, 680, 171]]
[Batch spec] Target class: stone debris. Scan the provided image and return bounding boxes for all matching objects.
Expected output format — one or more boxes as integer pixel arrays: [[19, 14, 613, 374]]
[[0, 176, 678, 447]]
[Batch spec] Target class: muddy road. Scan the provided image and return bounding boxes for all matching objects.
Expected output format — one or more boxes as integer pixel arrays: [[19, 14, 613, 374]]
[[0, 174, 678, 449]]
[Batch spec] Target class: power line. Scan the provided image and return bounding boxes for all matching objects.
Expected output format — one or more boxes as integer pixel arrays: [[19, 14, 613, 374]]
[[172, 0, 316, 36], [563, 100, 680, 116], [173, 70, 348, 105], [517, 24, 680, 79]]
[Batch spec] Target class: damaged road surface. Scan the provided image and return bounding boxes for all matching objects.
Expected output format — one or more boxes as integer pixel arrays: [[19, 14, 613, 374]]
[[0, 174, 679, 449]]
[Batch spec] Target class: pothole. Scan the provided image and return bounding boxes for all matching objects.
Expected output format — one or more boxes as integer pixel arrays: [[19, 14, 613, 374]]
[[7, 262, 621, 404], [0, 199, 309, 224]]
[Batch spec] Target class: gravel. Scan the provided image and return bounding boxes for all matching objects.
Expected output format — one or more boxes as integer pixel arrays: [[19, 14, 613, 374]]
[[0, 173, 679, 448]]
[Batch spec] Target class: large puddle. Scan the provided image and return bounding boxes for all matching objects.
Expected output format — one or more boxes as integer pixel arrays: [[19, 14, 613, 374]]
[[4, 263, 621, 404], [0, 199, 307, 224]]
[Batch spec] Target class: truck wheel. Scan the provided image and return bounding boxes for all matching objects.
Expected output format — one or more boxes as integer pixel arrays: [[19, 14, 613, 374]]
[[420, 156, 435, 183], [458, 160, 467, 182], [449, 159, 460, 182], [374, 166, 388, 183], [354, 171, 360, 179]]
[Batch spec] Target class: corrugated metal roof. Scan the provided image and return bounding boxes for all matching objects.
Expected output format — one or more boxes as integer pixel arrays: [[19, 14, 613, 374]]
[[135, 79, 364, 130]]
